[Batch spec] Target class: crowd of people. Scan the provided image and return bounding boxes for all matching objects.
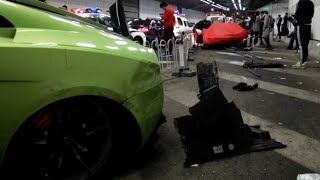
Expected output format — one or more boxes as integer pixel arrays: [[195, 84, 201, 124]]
[[248, 0, 314, 68]]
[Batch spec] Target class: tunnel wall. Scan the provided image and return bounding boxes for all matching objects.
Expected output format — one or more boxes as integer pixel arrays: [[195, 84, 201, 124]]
[[139, 0, 206, 23], [46, 0, 205, 23]]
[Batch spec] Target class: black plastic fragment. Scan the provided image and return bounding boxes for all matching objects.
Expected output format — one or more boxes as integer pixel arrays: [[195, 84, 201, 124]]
[[174, 62, 286, 167]]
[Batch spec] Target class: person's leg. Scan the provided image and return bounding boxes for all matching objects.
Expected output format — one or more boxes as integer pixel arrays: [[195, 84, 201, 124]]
[[259, 26, 264, 45], [298, 25, 311, 63], [294, 32, 299, 50], [293, 25, 311, 68], [259, 30, 264, 45], [164, 27, 174, 54], [265, 35, 271, 48], [254, 31, 259, 45], [277, 26, 281, 40], [168, 27, 174, 54], [288, 35, 294, 49], [249, 30, 253, 46]]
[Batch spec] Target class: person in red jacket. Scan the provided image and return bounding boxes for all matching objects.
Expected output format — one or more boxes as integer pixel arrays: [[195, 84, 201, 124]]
[[160, 2, 175, 54]]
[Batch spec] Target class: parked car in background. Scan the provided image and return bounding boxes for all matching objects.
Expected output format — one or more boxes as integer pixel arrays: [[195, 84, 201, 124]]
[[78, 13, 147, 46], [206, 14, 226, 24], [128, 18, 163, 47], [78, 13, 114, 31], [0, 1, 163, 179], [173, 15, 193, 38]]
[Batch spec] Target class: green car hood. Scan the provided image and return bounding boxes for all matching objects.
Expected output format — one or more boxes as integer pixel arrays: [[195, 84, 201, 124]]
[[1, 0, 157, 62], [12, 28, 156, 62]]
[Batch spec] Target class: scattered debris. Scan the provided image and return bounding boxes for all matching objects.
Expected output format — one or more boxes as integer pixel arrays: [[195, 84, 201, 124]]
[[315, 90, 318, 92], [216, 51, 242, 57], [261, 100, 265, 102], [244, 62, 284, 69], [274, 57, 282, 60], [297, 82, 303, 85], [278, 122, 283, 125], [229, 61, 245, 66], [315, 61, 320, 64], [280, 77, 287, 80], [297, 174, 320, 180], [191, 164, 199, 168], [268, 93, 275, 95], [233, 82, 258, 91]]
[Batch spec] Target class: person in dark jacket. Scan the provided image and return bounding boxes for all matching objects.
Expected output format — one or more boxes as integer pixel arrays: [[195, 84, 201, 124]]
[[292, 0, 314, 68], [276, 14, 282, 40], [193, 20, 211, 45], [250, 11, 261, 47], [259, 11, 265, 45], [263, 11, 272, 49]]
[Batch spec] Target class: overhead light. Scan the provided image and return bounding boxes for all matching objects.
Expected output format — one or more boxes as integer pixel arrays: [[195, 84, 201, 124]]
[[200, 0, 210, 5], [239, 0, 242, 11], [201, 0, 230, 11], [231, 0, 238, 10], [210, 2, 228, 11]]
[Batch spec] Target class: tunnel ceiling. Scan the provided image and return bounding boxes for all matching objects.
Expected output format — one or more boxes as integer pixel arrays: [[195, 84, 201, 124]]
[[156, 0, 274, 13]]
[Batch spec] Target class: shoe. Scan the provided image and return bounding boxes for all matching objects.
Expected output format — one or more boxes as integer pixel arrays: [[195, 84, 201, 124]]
[[292, 61, 307, 68]]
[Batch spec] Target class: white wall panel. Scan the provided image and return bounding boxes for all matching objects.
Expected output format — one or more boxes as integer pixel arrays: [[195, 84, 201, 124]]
[[183, 8, 206, 23], [139, 0, 205, 23]]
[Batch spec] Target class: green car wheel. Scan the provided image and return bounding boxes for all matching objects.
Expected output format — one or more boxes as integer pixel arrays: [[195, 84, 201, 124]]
[[5, 97, 113, 180]]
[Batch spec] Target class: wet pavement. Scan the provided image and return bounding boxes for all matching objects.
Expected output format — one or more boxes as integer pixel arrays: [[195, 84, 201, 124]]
[[114, 41, 320, 180]]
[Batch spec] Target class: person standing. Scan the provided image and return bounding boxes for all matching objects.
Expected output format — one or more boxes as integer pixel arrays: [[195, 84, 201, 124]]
[[276, 14, 282, 40], [193, 20, 211, 45], [250, 11, 261, 47], [263, 11, 272, 49], [270, 15, 275, 41], [160, 2, 175, 54], [259, 11, 265, 46], [292, 0, 314, 68]]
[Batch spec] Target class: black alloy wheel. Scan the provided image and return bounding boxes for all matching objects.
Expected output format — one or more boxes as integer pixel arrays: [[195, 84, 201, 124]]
[[5, 98, 113, 180]]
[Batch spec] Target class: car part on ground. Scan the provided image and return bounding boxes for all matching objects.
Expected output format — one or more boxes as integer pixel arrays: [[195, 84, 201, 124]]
[[0, 1, 163, 179], [174, 63, 286, 167]]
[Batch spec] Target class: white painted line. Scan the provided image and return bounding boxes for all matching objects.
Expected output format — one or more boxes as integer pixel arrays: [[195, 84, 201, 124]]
[[164, 86, 320, 172], [251, 50, 295, 56], [216, 51, 242, 57], [254, 55, 296, 64], [229, 61, 245, 66], [219, 71, 320, 104], [241, 111, 320, 172]]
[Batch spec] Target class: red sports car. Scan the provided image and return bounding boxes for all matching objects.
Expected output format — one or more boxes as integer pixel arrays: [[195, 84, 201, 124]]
[[203, 23, 248, 45]]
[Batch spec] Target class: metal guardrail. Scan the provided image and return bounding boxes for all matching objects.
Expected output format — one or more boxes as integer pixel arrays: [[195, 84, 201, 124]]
[[143, 33, 194, 71]]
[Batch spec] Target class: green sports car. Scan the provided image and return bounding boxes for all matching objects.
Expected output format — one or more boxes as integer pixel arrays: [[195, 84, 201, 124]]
[[0, 0, 163, 179]]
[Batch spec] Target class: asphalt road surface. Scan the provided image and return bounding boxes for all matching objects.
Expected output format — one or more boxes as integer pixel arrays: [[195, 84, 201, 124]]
[[115, 42, 320, 180]]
